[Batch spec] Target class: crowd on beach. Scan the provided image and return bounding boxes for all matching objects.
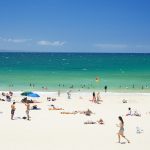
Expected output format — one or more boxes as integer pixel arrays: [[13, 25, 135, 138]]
[[0, 90, 148, 144]]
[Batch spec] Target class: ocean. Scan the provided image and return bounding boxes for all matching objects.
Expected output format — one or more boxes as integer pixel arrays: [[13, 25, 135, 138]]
[[0, 52, 150, 92]]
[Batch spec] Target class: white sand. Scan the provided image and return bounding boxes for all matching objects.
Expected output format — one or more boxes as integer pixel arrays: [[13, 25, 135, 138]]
[[0, 91, 150, 150]]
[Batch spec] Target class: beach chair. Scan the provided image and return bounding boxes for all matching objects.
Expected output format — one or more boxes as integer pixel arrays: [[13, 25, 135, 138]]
[[136, 127, 143, 134]]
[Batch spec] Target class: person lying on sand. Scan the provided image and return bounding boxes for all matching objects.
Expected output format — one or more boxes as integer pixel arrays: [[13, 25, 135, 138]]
[[21, 98, 40, 103], [79, 109, 94, 116], [89, 99, 101, 104], [49, 105, 64, 110], [84, 118, 104, 125], [60, 111, 78, 115], [0, 98, 5, 101], [31, 105, 41, 110], [134, 110, 141, 117], [84, 120, 97, 124]]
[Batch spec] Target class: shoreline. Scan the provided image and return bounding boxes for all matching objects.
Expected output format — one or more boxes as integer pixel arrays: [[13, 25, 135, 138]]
[[1, 90, 150, 95]]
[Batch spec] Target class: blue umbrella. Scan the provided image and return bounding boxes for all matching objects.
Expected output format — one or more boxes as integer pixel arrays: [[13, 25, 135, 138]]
[[27, 93, 40, 98], [21, 91, 33, 96]]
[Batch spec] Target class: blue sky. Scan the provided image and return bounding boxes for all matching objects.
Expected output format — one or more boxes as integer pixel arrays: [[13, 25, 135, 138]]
[[0, 0, 150, 52]]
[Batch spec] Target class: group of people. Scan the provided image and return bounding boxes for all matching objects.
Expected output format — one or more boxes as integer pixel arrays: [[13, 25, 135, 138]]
[[126, 107, 141, 117], [11, 101, 30, 120], [92, 92, 102, 103], [8, 91, 131, 144], [2, 91, 13, 102]]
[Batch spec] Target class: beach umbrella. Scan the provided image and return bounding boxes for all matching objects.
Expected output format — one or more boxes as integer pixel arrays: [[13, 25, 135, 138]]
[[21, 91, 33, 96], [27, 93, 40, 98]]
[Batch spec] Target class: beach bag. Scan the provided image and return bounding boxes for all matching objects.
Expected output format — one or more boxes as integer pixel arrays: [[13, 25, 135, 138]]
[[22, 116, 27, 119]]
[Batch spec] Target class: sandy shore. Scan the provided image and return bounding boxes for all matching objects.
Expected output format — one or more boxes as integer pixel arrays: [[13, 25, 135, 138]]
[[0, 91, 150, 150]]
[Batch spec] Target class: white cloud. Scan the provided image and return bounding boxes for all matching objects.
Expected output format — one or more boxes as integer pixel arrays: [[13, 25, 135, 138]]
[[94, 43, 128, 49], [0, 37, 32, 43], [37, 40, 65, 47], [135, 45, 150, 49]]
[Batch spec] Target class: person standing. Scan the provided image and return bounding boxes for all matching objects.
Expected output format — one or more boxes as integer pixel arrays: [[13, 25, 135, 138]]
[[67, 91, 71, 99], [117, 116, 130, 143], [92, 92, 96, 102], [25, 102, 30, 120], [11, 102, 16, 120], [97, 92, 101, 101], [58, 90, 60, 97], [104, 85, 107, 92]]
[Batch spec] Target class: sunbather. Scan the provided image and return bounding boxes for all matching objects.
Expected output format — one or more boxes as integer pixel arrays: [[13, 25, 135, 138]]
[[79, 109, 94, 116], [31, 105, 41, 110], [60, 111, 78, 114], [134, 110, 141, 117], [49, 105, 64, 110], [84, 120, 97, 124]]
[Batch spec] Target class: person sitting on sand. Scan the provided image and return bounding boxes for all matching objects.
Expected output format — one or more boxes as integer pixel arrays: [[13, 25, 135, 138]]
[[134, 110, 141, 117], [6, 94, 11, 102], [122, 99, 127, 103], [47, 97, 51, 101], [126, 107, 132, 116], [97, 118, 104, 124]]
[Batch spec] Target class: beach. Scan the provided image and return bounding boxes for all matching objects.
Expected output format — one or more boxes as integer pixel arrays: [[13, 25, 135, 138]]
[[1, 0, 150, 149], [0, 91, 150, 150]]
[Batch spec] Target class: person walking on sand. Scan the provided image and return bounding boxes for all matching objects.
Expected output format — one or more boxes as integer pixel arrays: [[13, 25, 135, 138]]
[[11, 102, 16, 120], [116, 116, 130, 143], [25, 101, 30, 120]]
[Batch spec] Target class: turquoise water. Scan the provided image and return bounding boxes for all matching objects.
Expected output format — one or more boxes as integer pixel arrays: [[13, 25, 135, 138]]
[[0, 52, 150, 92]]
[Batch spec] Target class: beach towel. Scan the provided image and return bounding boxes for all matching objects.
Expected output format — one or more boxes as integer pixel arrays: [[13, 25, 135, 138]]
[[49, 108, 64, 110]]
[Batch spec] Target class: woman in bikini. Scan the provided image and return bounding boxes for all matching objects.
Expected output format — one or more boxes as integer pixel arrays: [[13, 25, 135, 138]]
[[117, 116, 130, 143]]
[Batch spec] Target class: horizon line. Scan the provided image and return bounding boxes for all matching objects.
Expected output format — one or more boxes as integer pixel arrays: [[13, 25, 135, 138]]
[[0, 51, 150, 54]]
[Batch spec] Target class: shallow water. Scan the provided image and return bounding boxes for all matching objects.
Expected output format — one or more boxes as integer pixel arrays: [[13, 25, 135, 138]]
[[0, 52, 150, 92]]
